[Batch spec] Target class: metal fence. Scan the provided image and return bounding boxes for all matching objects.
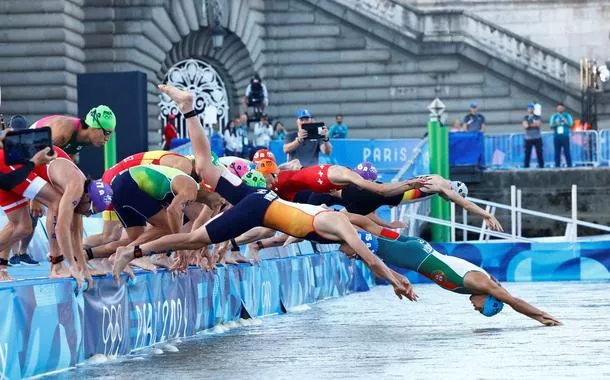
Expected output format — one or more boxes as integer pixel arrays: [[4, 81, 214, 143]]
[[485, 130, 602, 169]]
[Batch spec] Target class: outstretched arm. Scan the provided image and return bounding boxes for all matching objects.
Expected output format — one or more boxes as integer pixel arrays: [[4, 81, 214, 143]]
[[440, 190, 503, 231], [366, 212, 406, 229], [465, 272, 560, 326]]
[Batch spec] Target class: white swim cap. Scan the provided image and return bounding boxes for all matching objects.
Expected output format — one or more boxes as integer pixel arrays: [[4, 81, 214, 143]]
[[450, 181, 468, 198]]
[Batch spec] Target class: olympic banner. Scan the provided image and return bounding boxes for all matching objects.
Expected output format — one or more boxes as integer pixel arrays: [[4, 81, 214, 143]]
[[1, 252, 372, 379], [269, 139, 420, 171]]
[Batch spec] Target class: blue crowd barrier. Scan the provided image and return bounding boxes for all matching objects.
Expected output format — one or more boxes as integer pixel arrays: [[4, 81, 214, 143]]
[[485, 131, 600, 169], [0, 253, 374, 379], [449, 132, 484, 167]]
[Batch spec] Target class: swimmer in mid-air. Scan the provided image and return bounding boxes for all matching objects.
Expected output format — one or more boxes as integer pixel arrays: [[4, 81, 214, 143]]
[[345, 232, 561, 326]]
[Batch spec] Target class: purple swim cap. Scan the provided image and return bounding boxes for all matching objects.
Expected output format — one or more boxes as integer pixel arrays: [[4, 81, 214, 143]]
[[354, 162, 378, 181], [87, 179, 113, 214]]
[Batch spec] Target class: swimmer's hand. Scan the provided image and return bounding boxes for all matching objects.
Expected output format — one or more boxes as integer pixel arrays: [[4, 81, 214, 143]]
[[535, 312, 561, 326], [395, 274, 418, 301], [484, 214, 503, 232], [387, 220, 407, 229], [404, 176, 431, 190]]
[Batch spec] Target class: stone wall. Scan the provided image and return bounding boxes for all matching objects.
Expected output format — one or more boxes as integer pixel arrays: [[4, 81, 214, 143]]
[[465, 167, 610, 237], [405, 0, 610, 63]]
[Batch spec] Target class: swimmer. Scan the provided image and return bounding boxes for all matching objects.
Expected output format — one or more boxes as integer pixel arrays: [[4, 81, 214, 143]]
[[344, 232, 560, 326], [113, 84, 416, 301]]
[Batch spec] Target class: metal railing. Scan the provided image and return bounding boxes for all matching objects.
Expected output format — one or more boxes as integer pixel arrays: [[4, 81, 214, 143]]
[[485, 130, 601, 169], [396, 184, 610, 243]]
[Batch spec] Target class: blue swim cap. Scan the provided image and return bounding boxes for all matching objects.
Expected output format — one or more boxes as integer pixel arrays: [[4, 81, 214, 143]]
[[481, 295, 504, 317], [358, 231, 378, 254]]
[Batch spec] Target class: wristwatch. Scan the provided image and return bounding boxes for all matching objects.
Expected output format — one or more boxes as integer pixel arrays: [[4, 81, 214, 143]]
[[323, 137, 330, 142]]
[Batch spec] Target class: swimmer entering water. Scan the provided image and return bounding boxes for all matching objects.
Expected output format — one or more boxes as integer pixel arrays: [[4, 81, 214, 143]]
[[343, 233, 561, 326]]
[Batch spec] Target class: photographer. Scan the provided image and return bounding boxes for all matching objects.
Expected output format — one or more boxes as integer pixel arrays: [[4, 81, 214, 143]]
[[283, 109, 332, 167], [242, 74, 268, 112]]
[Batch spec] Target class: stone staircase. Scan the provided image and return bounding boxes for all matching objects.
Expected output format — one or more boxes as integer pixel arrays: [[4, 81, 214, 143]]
[[263, 0, 587, 138]]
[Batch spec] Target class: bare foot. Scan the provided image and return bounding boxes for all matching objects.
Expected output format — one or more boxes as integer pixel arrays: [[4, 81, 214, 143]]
[[157, 84, 194, 113], [0, 269, 13, 282], [247, 243, 261, 264], [88, 259, 111, 276], [112, 246, 136, 285], [224, 254, 239, 265], [230, 251, 251, 264], [150, 254, 172, 269], [130, 257, 157, 273], [49, 261, 72, 278]]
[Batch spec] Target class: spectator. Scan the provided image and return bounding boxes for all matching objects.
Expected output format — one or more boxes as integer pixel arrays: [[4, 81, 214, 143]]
[[462, 101, 487, 132], [450, 119, 462, 132], [329, 114, 348, 138], [273, 121, 287, 141], [253, 114, 274, 153], [242, 74, 268, 112], [549, 103, 573, 167], [162, 114, 178, 150], [523, 102, 544, 168], [237, 113, 251, 159], [283, 109, 332, 167], [223, 120, 242, 157], [8, 115, 28, 130]]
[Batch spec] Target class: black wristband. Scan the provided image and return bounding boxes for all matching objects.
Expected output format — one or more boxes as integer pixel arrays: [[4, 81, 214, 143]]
[[134, 245, 143, 258], [183, 109, 199, 119], [230, 239, 240, 252], [0, 258, 8, 266], [85, 247, 94, 261], [50, 255, 64, 265], [323, 137, 330, 142]]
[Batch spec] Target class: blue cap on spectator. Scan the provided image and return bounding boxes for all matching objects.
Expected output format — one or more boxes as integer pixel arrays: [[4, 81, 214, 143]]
[[527, 102, 535, 109], [296, 109, 312, 119], [469, 101, 478, 108], [9, 115, 28, 130]]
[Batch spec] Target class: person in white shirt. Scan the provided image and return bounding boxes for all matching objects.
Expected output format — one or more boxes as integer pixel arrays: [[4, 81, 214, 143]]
[[253, 114, 274, 154], [223, 120, 242, 157]]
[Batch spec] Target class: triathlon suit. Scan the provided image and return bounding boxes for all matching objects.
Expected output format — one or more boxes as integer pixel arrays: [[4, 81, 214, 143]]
[[110, 165, 197, 228], [376, 236, 490, 294], [271, 165, 343, 202], [31, 116, 86, 155], [31, 146, 75, 185], [339, 184, 403, 215], [204, 170, 336, 244], [0, 150, 48, 213], [101, 151, 184, 221]]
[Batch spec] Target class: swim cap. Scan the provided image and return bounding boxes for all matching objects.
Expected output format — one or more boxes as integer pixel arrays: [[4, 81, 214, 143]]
[[450, 181, 468, 198], [85, 105, 116, 131], [228, 158, 250, 178], [253, 149, 276, 163], [256, 158, 279, 175], [481, 295, 504, 317], [358, 231, 378, 254], [210, 151, 220, 167], [87, 179, 113, 214], [242, 170, 267, 188], [354, 162, 378, 181]]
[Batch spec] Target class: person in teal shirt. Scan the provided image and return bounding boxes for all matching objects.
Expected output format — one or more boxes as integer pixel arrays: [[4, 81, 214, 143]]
[[549, 103, 573, 167], [329, 114, 349, 139]]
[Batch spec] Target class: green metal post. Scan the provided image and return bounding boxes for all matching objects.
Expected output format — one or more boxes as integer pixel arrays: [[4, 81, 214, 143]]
[[427, 99, 450, 242], [104, 132, 117, 170]]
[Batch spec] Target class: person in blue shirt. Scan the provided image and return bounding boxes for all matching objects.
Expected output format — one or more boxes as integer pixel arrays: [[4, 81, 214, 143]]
[[329, 114, 349, 139], [462, 101, 487, 132], [522, 102, 544, 168], [549, 103, 573, 167]]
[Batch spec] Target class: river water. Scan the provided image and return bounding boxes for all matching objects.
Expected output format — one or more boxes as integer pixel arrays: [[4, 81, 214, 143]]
[[48, 281, 610, 380]]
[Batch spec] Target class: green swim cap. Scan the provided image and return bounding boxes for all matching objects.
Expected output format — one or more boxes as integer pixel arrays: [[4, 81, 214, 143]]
[[85, 105, 116, 131], [242, 170, 267, 188], [210, 151, 220, 167]]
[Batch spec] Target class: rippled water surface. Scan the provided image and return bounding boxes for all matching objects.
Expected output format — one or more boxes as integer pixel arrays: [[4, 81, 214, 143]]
[[49, 281, 610, 380]]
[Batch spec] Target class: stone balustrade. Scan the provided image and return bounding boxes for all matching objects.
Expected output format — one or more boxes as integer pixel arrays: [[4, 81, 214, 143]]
[[334, 0, 579, 89]]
